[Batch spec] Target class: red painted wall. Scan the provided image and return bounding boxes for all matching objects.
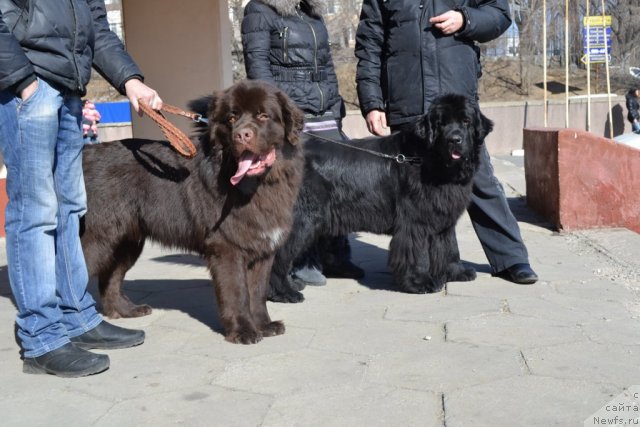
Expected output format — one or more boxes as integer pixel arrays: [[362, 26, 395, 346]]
[[524, 128, 640, 233]]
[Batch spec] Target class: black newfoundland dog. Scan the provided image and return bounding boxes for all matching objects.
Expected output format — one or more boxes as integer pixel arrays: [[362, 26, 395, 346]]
[[81, 81, 305, 344], [269, 94, 493, 303]]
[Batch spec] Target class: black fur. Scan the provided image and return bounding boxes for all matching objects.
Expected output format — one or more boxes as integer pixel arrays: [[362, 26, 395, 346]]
[[269, 94, 493, 302]]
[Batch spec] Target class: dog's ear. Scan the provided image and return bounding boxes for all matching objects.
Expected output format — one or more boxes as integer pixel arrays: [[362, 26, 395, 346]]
[[187, 95, 215, 134], [207, 90, 229, 145], [424, 107, 442, 148], [276, 91, 304, 145], [474, 107, 494, 144], [413, 115, 429, 141], [187, 95, 214, 118]]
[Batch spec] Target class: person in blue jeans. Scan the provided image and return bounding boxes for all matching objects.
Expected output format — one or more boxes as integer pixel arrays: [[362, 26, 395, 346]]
[[0, 0, 163, 378]]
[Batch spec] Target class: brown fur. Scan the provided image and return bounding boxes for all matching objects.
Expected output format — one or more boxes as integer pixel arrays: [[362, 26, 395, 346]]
[[80, 81, 305, 344]]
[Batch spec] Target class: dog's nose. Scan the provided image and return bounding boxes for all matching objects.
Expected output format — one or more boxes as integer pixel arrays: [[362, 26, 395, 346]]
[[450, 135, 463, 146], [234, 128, 254, 145]]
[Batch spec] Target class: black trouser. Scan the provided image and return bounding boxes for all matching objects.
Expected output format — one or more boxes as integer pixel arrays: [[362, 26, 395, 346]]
[[392, 124, 529, 273]]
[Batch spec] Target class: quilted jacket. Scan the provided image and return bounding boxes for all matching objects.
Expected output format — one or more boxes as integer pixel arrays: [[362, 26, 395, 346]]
[[241, 0, 344, 118], [0, 0, 141, 96], [355, 0, 511, 125]]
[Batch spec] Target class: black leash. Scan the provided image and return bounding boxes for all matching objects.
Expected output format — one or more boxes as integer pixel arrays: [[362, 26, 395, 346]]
[[302, 131, 423, 165]]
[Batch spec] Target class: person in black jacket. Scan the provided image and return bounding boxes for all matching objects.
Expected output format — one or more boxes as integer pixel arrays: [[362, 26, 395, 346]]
[[625, 87, 640, 134], [0, 0, 162, 377], [355, 0, 538, 284], [242, 0, 364, 288]]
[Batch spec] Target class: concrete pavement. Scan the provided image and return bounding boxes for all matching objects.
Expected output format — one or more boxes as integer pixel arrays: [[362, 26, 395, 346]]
[[0, 154, 638, 426]]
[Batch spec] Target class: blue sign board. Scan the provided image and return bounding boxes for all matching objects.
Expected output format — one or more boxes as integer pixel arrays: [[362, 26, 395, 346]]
[[582, 24, 612, 64]]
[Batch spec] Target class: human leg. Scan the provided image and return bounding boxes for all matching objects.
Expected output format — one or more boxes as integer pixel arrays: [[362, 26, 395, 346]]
[[319, 235, 365, 279], [467, 146, 537, 283], [0, 81, 141, 371], [52, 92, 103, 338], [54, 90, 144, 349], [0, 82, 74, 357]]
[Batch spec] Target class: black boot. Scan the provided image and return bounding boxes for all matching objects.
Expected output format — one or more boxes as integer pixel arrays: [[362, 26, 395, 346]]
[[70, 320, 145, 350], [23, 343, 109, 378]]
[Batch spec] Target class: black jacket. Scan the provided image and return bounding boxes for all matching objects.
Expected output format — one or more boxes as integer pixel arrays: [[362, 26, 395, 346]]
[[0, 0, 142, 96], [625, 89, 639, 123], [241, 0, 343, 118], [355, 0, 511, 126]]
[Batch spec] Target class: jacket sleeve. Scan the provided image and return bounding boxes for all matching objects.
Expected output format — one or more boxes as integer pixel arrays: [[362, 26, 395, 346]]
[[87, 0, 143, 94], [354, 0, 385, 116], [241, 1, 276, 83], [0, 10, 35, 93], [456, 0, 512, 43]]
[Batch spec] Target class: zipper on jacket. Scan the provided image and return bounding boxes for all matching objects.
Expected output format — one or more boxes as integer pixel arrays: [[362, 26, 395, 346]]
[[419, 0, 429, 115], [69, 0, 84, 93], [280, 27, 289, 62], [296, 7, 324, 112]]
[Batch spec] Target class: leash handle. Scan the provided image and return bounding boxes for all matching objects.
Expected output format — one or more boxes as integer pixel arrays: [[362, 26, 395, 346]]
[[137, 100, 198, 158]]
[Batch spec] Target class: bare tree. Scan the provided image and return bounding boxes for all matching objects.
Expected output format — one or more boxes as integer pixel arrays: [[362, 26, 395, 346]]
[[228, 0, 247, 81]]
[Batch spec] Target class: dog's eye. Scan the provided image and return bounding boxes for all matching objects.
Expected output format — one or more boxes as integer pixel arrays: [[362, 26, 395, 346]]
[[257, 113, 270, 121], [462, 118, 471, 126]]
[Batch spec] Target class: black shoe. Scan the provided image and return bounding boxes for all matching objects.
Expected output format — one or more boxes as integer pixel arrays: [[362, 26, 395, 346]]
[[70, 321, 145, 350], [497, 263, 539, 284], [23, 343, 109, 378], [323, 260, 365, 279]]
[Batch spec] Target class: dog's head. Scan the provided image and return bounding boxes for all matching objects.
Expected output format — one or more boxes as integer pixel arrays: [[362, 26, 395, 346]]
[[203, 80, 304, 186], [415, 94, 493, 168]]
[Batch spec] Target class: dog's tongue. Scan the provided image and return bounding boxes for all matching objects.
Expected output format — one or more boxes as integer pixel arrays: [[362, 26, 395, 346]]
[[452, 151, 462, 160], [230, 152, 258, 186]]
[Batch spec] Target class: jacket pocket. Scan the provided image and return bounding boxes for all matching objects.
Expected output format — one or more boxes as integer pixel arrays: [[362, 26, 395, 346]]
[[436, 40, 479, 98], [16, 77, 41, 112]]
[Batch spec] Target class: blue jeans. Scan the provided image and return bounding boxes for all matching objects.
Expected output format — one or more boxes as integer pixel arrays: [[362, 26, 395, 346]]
[[0, 79, 101, 358]]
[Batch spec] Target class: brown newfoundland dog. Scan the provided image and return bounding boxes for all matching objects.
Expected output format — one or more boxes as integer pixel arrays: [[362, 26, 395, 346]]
[[80, 81, 304, 344]]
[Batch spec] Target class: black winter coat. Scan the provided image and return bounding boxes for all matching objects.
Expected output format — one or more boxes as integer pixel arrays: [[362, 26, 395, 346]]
[[241, 0, 343, 118], [0, 0, 142, 96], [355, 0, 511, 126], [625, 89, 639, 123]]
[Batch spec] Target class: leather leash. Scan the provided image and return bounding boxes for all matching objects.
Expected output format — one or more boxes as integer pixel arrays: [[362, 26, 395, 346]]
[[137, 100, 201, 158]]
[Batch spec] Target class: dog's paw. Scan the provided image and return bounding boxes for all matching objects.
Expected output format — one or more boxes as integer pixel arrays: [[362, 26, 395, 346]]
[[268, 288, 305, 303], [261, 320, 285, 337], [447, 264, 477, 282], [225, 328, 264, 345], [397, 275, 445, 294], [103, 303, 153, 319]]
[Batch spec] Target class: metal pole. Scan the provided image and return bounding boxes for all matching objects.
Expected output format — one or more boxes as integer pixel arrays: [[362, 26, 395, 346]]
[[565, 0, 569, 128], [601, 0, 612, 139], [586, 0, 591, 131], [543, 0, 548, 127]]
